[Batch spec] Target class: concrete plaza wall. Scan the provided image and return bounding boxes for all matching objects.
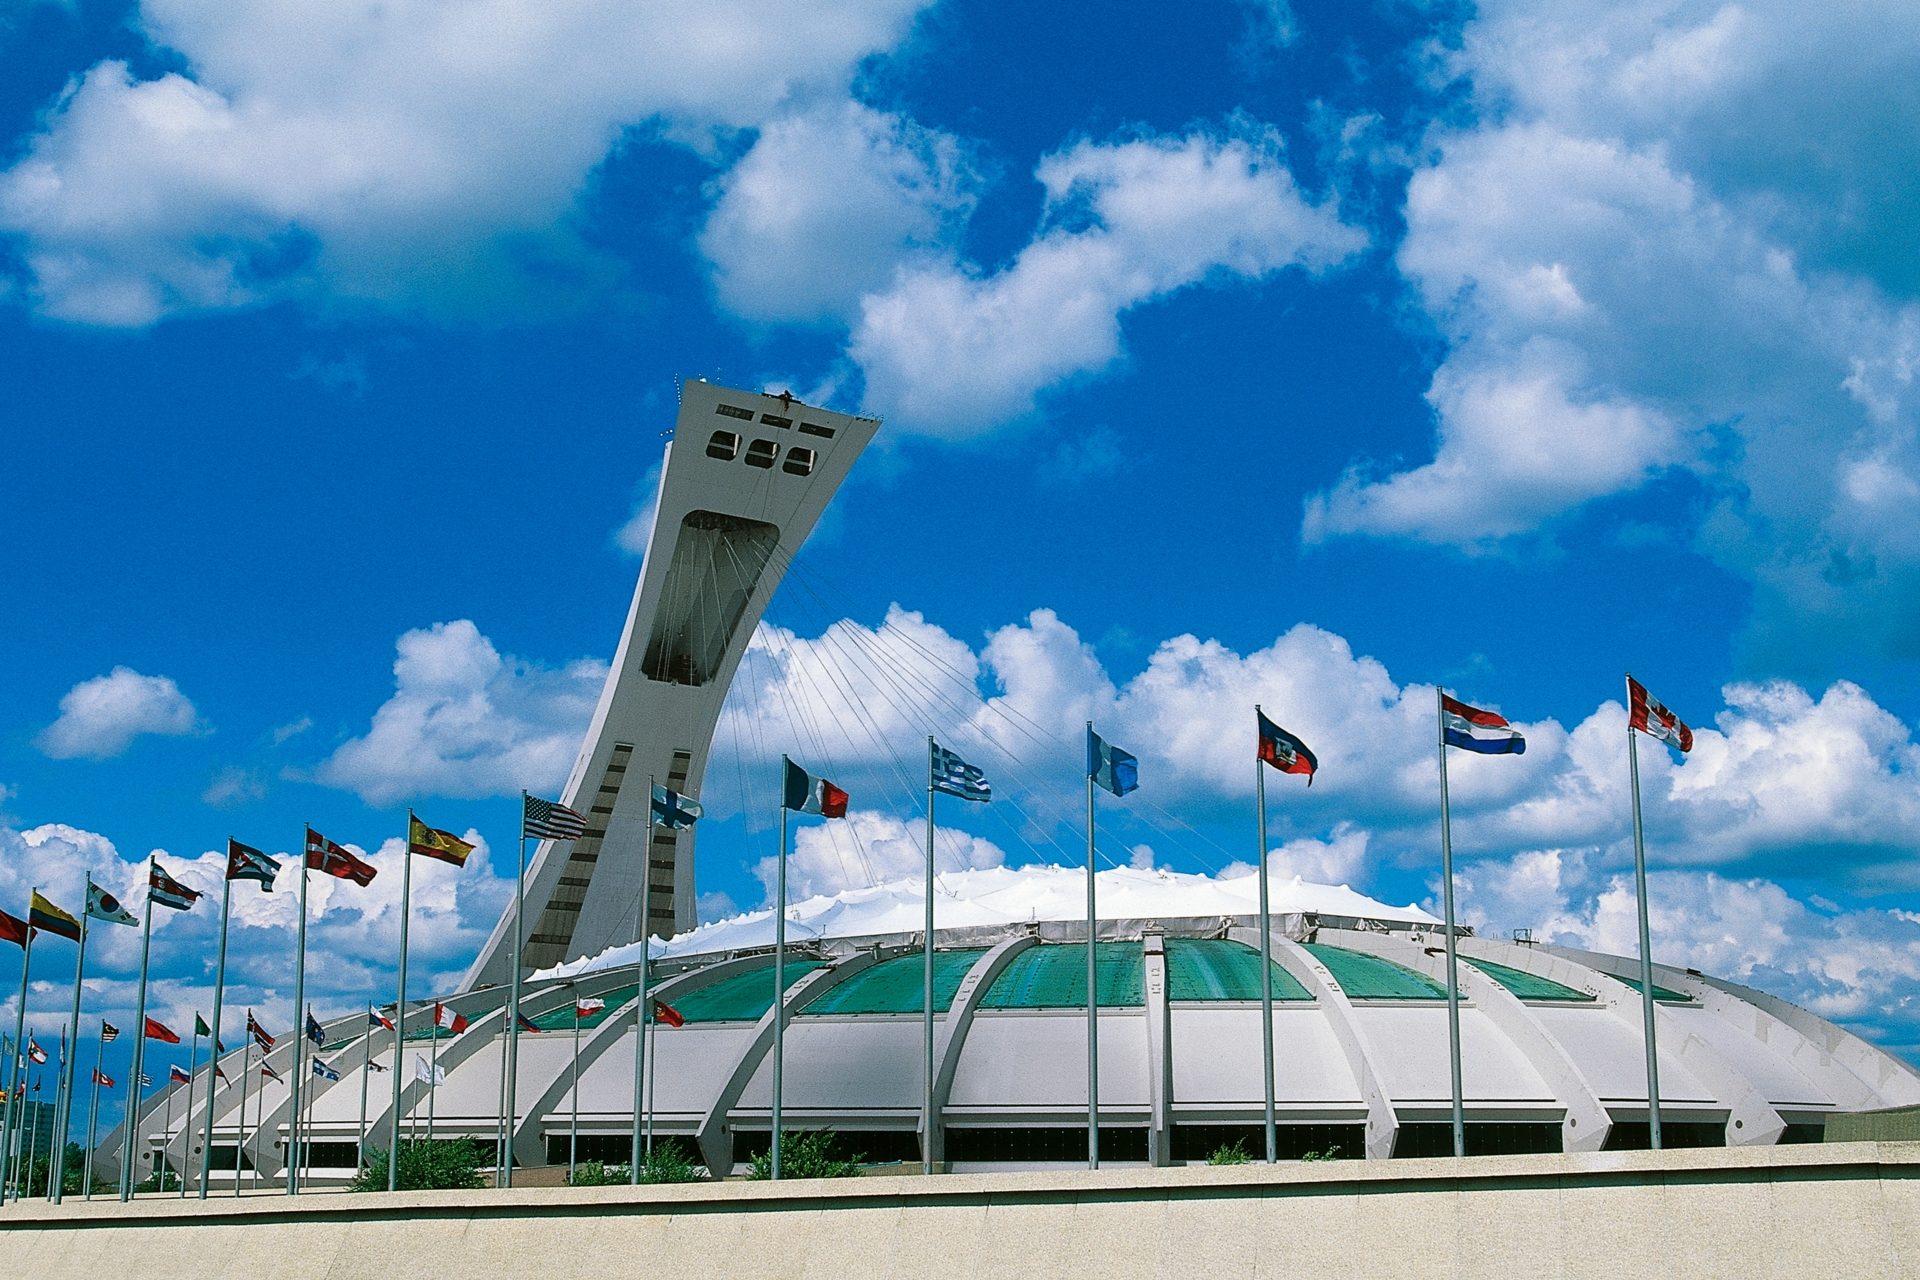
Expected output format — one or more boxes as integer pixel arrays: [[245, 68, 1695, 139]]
[[3, 1143, 1917, 1279]]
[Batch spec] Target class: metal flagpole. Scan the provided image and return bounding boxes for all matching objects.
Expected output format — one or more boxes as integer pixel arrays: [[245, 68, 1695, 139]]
[[83, 1028, 104, 1197], [568, 995, 580, 1183], [388, 811, 416, 1192], [645, 1011, 657, 1158], [1626, 694, 1664, 1149], [0, 1034, 11, 1203], [26, 1073, 42, 1197], [51, 902, 89, 1204], [2, 918, 34, 1201], [923, 740, 937, 1177], [235, 1033, 251, 1196], [1254, 707, 1276, 1165], [1085, 723, 1100, 1172], [429, 1011, 440, 1141], [198, 873, 234, 1198], [180, 1025, 198, 1197], [632, 791, 653, 1183], [288, 833, 312, 1195], [48, 1031, 64, 1200], [122, 864, 158, 1199], [771, 765, 788, 1182], [505, 792, 528, 1190], [1437, 688, 1467, 1159], [162, 1078, 174, 1192], [358, 1011, 372, 1169], [250, 1046, 264, 1193]]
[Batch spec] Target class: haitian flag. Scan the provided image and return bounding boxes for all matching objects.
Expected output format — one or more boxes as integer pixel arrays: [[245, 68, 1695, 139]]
[[1441, 694, 1527, 755], [1627, 676, 1693, 753], [782, 759, 848, 818], [1257, 711, 1318, 784]]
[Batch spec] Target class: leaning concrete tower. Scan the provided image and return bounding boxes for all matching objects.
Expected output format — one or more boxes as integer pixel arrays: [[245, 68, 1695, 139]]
[[462, 381, 879, 988]]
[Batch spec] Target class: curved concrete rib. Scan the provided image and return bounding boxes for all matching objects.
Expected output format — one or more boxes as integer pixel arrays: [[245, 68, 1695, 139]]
[[693, 948, 880, 1177], [1530, 944, 1786, 1145], [1327, 927, 1612, 1152], [1232, 926, 1397, 1160], [916, 934, 1038, 1169]]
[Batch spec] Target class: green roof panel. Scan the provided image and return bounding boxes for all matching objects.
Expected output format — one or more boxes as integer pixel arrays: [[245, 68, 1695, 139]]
[[1300, 944, 1447, 1000], [1165, 938, 1313, 1002], [802, 949, 989, 1016], [1615, 974, 1695, 1003], [668, 959, 830, 1024], [981, 943, 1144, 1009], [1462, 958, 1595, 1002], [526, 983, 640, 1033]]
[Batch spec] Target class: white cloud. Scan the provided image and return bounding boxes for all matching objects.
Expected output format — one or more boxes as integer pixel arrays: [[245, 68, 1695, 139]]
[[612, 463, 663, 557], [754, 808, 1007, 902], [0, 0, 934, 323], [201, 765, 265, 809], [36, 666, 201, 760], [314, 619, 605, 806], [850, 125, 1365, 435], [699, 101, 977, 326]]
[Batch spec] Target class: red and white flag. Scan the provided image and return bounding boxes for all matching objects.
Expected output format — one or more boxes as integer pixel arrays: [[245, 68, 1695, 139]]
[[305, 827, 377, 887], [433, 1001, 470, 1035], [782, 759, 848, 818], [575, 997, 606, 1019], [652, 1000, 684, 1029], [1627, 676, 1693, 753]]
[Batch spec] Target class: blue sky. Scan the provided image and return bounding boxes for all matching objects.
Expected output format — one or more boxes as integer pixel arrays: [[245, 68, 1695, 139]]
[[2, 0, 1919, 1124]]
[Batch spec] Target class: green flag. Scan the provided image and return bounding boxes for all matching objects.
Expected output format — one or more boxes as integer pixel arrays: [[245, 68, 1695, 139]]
[[195, 1013, 212, 1037]]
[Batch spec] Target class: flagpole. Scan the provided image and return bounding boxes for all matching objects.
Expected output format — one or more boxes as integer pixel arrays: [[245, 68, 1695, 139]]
[[923, 739, 937, 1178], [1254, 708, 1276, 1165], [0, 1034, 12, 1203], [1626, 689, 1664, 1150], [199, 873, 234, 1199], [236, 1031, 251, 1197], [632, 784, 654, 1183], [288, 832, 312, 1195], [645, 1011, 658, 1158], [162, 1079, 174, 1192], [83, 1027, 104, 1197], [2, 917, 34, 1202], [51, 902, 89, 1204], [358, 1007, 372, 1170], [506, 792, 528, 1191], [1437, 688, 1467, 1159], [772, 762, 788, 1182], [49, 1030, 65, 1200], [1085, 722, 1099, 1172], [26, 1071, 42, 1198], [181, 1025, 198, 1197], [121, 863, 158, 1199], [568, 996, 580, 1183], [429, 1009, 441, 1140], [388, 810, 416, 1192]]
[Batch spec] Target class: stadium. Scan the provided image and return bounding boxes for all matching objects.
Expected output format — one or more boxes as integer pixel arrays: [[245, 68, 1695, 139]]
[[98, 381, 1920, 1186]]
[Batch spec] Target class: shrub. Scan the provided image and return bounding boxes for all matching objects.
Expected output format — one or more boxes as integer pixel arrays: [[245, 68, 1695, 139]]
[[567, 1160, 629, 1187], [348, 1139, 487, 1192], [637, 1139, 703, 1184], [747, 1130, 863, 1180], [135, 1166, 183, 1193], [1207, 1139, 1252, 1166], [1301, 1145, 1343, 1162]]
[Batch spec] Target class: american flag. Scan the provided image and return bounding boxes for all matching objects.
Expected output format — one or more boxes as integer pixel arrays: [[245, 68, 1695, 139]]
[[100, 1020, 119, 1043], [523, 793, 588, 841]]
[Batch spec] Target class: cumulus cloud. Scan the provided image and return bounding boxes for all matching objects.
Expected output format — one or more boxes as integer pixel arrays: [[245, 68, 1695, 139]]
[[850, 125, 1365, 435], [699, 101, 977, 326], [36, 666, 201, 760], [314, 619, 605, 806], [754, 809, 1007, 902], [1305, 0, 1920, 661], [0, 0, 933, 323]]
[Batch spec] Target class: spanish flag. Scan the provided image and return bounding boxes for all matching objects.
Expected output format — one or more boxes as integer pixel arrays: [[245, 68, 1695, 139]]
[[28, 891, 81, 943], [408, 814, 475, 868]]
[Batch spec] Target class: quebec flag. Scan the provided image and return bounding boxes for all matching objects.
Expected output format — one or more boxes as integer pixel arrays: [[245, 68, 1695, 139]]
[[1441, 694, 1527, 755]]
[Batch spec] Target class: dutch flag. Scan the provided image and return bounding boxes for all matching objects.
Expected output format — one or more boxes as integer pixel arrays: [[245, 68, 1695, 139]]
[[1441, 694, 1527, 755]]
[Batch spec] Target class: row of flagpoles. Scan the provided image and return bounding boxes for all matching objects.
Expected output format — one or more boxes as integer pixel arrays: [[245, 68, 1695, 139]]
[[0, 672, 1698, 1200]]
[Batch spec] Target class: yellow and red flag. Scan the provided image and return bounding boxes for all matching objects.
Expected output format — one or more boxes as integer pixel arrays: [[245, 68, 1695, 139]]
[[407, 815, 475, 867]]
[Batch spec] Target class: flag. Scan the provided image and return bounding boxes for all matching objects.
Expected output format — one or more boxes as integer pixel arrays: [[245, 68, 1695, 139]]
[[260, 1062, 281, 1083], [92, 1068, 115, 1088], [650, 783, 703, 829], [145, 1017, 181, 1044], [246, 1011, 274, 1051], [311, 1059, 341, 1083], [0, 908, 28, 949], [407, 814, 475, 867], [307, 1009, 326, 1045], [524, 794, 588, 841], [930, 742, 992, 802], [782, 759, 848, 818], [1256, 711, 1318, 785], [29, 1036, 51, 1063], [194, 1012, 212, 1038], [305, 828, 377, 886], [575, 997, 606, 1019], [1441, 694, 1527, 756], [652, 1000, 684, 1029], [366, 1060, 388, 1073], [226, 840, 282, 889], [433, 1001, 470, 1035], [515, 1012, 541, 1033], [412, 1057, 444, 1086], [29, 891, 81, 942], [369, 1004, 395, 1031], [1627, 676, 1694, 753], [85, 879, 139, 926], [100, 1021, 120, 1043], [169, 1065, 191, 1086], [149, 861, 203, 911], [140, 1073, 150, 1086], [1087, 728, 1139, 797], [213, 1064, 228, 1082]]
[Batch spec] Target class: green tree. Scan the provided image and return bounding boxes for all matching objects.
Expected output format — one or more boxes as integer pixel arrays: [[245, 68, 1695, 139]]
[[348, 1139, 487, 1192], [747, 1130, 864, 1180]]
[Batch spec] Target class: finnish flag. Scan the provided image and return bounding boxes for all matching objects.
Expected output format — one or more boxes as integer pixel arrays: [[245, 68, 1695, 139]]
[[930, 742, 991, 802]]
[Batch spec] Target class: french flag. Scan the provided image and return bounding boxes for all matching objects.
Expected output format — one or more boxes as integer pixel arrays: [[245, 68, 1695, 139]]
[[1442, 694, 1526, 755]]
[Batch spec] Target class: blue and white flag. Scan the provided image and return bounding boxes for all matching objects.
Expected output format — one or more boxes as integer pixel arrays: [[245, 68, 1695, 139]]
[[650, 783, 703, 829], [930, 742, 991, 802], [1087, 728, 1139, 797], [311, 1058, 340, 1083], [1441, 694, 1526, 756], [306, 1009, 326, 1046]]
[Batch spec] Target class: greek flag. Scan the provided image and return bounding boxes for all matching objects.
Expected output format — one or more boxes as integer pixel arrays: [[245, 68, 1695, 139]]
[[929, 742, 991, 802]]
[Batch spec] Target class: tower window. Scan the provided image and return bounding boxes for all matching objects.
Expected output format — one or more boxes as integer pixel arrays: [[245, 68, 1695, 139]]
[[798, 422, 836, 439], [783, 446, 817, 476], [760, 413, 792, 428], [716, 403, 753, 420], [745, 439, 778, 468], [706, 430, 740, 460]]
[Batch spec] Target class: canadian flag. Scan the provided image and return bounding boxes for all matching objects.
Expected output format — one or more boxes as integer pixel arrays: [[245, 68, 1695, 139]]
[[433, 1001, 470, 1035], [1627, 676, 1694, 753]]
